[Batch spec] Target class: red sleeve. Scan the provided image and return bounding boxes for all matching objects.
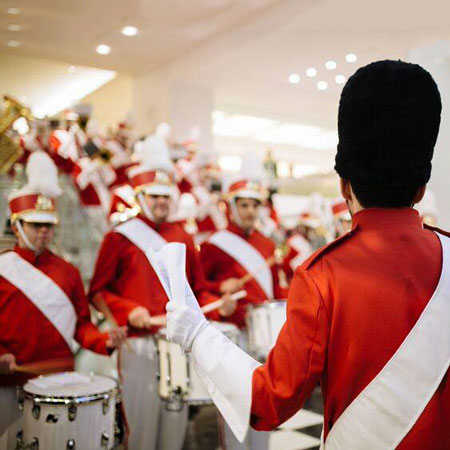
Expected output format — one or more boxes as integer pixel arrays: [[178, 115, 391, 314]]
[[88, 232, 141, 326], [71, 268, 110, 355], [184, 235, 221, 322], [250, 268, 329, 430], [199, 242, 223, 295]]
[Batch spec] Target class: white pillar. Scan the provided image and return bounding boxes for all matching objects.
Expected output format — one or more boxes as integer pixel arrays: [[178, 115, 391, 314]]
[[410, 42, 450, 228]]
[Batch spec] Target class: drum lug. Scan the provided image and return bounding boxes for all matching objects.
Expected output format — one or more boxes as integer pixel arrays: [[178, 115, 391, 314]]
[[102, 394, 110, 415], [165, 387, 184, 412], [67, 401, 77, 422], [16, 387, 24, 411], [29, 438, 39, 450], [66, 439, 75, 450], [101, 432, 109, 449], [32, 401, 40, 420]]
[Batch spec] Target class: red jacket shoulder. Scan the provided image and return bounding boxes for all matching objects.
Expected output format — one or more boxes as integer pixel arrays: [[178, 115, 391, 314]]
[[301, 227, 357, 270]]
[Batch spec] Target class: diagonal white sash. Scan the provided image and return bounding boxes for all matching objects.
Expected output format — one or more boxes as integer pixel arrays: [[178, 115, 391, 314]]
[[115, 218, 171, 296], [324, 232, 450, 449], [209, 230, 274, 299], [0, 251, 76, 349]]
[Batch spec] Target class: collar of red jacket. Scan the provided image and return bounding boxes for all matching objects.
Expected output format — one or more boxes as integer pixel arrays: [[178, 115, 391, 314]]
[[14, 245, 52, 264], [227, 221, 255, 239], [352, 207, 422, 230]]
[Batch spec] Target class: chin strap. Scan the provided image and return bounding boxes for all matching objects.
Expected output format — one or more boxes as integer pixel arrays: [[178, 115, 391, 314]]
[[229, 198, 244, 228], [137, 192, 155, 222], [15, 221, 37, 252]]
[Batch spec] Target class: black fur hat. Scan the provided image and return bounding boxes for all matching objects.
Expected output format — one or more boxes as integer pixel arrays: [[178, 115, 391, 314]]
[[335, 60, 441, 187]]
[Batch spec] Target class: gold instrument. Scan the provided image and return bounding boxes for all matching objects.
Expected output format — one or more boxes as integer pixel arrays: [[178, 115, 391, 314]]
[[0, 95, 32, 174]]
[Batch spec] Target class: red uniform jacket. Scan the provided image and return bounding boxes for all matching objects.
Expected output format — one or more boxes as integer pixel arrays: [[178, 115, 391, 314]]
[[0, 247, 109, 387], [88, 216, 216, 337], [251, 208, 450, 449], [200, 223, 288, 328]]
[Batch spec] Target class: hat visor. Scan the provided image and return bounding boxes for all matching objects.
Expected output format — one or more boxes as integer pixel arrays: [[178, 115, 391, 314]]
[[17, 211, 59, 224], [140, 184, 173, 197], [232, 189, 264, 202]]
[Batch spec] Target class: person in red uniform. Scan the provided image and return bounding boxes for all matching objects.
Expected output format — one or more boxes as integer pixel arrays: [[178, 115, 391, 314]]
[[0, 152, 126, 450], [88, 135, 218, 450], [166, 60, 450, 449], [200, 178, 288, 329]]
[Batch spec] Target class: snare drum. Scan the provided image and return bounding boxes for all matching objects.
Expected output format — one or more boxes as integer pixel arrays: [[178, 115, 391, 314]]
[[20, 372, 117, 450], [156, 322, 239, 407], [247, 300, 287, 361]]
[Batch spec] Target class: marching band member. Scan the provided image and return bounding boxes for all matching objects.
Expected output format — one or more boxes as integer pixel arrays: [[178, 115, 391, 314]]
[[88, 135, 219, 450], [199, 175, 288, 450], [166, 60, 450, 449], [200, 177, 289, 329], [330, 198, 352, 237], [0, 152, 126, 450]]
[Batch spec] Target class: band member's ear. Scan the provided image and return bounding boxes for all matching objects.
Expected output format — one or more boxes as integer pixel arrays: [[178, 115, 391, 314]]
[[340, 178, 352, 202]]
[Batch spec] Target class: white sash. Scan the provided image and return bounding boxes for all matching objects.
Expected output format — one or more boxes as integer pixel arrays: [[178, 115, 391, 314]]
[[289, 235, 313, 271], [324, 233, 450, 449], [0, 252, 76, 349], [209, 230, 274, 299], [115, 218, 171, 296]]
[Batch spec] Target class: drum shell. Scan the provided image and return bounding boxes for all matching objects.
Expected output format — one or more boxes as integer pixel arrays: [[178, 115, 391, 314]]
[[22, 374, 117, 450], [156, 321, 239, 405], [246, 300, 287, 361]]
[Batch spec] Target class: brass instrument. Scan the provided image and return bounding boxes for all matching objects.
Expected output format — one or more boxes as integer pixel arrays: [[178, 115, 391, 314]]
[[0, 96, 32, 174]]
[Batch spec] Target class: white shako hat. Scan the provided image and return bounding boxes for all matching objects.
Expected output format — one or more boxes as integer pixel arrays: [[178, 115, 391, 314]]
[[127, 134, 175, 197], [8, 151, 62, 224]]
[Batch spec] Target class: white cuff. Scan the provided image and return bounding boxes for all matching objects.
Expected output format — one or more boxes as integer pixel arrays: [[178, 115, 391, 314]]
[[191, 323, 261, 442]]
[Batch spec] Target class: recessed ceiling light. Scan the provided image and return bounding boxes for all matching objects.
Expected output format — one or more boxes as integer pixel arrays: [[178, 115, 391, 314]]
[[96, 44, 111, 55], [289, 73, 300, 84], [317, 81, 328, 90], [306, 67, 317, 77], [6, 23, 21, 31], [325, 60, 337, 70], [6, 6, 21, 15], [346, 53, 357, 63], [68, 65, 77, 74], [5, 39, 20, 48], [335, 75, 346, 84], [121, 26, 138, 36]]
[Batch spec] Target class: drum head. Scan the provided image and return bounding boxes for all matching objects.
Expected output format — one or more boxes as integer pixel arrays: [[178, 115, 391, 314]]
[[24, 372, 116, 397]]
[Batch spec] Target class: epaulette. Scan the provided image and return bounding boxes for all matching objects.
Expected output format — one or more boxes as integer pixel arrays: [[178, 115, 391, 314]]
[[424, 224, 450, 238], [302, 225, 358, 270]]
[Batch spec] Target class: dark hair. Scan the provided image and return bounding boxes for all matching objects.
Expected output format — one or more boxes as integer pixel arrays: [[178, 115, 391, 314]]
[[335, 60, 441, 208], [350, 180, 420, 208]]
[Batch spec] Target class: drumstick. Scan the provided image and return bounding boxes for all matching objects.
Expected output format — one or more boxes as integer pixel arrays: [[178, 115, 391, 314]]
[[149, 290, 248, 326], [92, 294, 134, 353], [200, 290, 247, 314], [238, 255, 276, 285], [15, 357, 73, 375]]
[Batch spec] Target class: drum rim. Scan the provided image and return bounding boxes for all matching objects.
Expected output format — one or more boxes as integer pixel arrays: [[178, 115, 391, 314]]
[[22, 387, 117, 405], [247, 300, 287, 311]]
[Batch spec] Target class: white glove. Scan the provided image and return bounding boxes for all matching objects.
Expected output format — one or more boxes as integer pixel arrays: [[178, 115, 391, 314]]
[[166, 282, 208, 352]]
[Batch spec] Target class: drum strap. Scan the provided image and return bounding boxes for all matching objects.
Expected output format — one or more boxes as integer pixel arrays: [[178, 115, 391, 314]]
[[0, 251, 76, 349], [209, 230, 273, 299], [323, 232, 450, 449], [115, 218, 172, 297]]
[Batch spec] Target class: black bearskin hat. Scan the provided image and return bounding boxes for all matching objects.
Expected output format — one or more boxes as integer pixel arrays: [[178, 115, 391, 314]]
[[335, 60, 441, 187]]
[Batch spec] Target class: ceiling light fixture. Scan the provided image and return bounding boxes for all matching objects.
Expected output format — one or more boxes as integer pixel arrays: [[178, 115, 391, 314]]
[[346, 53, 357, 63], [335, 75, 346, 84], [306, 68, 317, 77], [6, 23, 21, 31], [96, 44, 111, 55], [6, 6, 20, 15], [317, 81, 328, 90], [325, 60, 337, 70], [289, 73, 300, 84], [5, 39, 20, 48], [121, 26, 138, 36]]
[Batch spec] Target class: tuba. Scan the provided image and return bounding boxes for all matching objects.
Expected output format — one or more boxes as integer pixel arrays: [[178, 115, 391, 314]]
[[0, 95, 32, 174]]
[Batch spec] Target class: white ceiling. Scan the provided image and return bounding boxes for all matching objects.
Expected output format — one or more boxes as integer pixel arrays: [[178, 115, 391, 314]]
[[2, 0, 450, 132]]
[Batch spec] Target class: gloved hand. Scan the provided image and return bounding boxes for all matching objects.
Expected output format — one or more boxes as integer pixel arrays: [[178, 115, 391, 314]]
[[166, 282, 209, 352]]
